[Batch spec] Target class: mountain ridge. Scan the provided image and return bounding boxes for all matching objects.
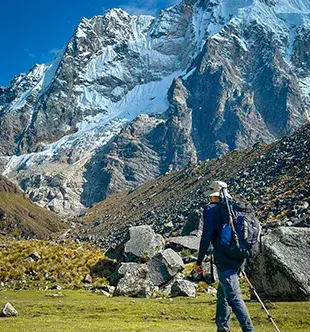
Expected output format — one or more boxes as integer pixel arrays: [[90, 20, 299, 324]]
[[1, 0, 309, 216]]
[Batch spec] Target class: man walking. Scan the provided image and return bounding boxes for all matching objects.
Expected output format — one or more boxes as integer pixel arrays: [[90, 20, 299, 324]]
[[195, 180, 255, 332]]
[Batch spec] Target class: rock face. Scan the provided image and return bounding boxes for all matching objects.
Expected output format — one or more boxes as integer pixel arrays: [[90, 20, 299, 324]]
[[1, 0, 310, 216], [148, 248, 184, 286], [124, 225, 165, 261], [250, 227, 310, 301]]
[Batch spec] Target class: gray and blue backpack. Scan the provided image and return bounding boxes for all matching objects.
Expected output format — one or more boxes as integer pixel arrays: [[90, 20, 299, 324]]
[[218, 200, 261, 260]]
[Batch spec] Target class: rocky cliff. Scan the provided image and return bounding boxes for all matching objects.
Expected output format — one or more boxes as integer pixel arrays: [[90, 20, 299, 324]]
[[1, 0, 309, 215]]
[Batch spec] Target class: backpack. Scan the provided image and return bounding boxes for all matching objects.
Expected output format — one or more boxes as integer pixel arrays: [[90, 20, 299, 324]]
[[218, 201, 261, 260]]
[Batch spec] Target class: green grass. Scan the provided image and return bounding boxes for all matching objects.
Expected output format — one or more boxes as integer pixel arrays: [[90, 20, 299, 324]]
[[0, 290, 309, 332], [0, 241, 114, 290]]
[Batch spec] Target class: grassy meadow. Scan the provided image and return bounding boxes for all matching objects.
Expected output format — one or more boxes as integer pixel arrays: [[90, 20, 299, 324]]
[[0, 290, 310, 332]]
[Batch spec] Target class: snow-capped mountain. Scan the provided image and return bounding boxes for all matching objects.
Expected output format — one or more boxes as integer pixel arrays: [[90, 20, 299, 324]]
[[1, 0, 310, 216]]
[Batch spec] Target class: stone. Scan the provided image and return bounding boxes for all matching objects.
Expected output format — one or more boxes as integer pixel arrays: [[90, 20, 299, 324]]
[[159, 273, 185, 295], [114, 265, 154, 298], [45, 292, 64, 297], [24, 257, 35, 264], [0, 302, 18, 317], [83, 274, 93, 284], [171, 279, 196, 298], [250, 227, 310, 301], [51, 284, 62, 291], [28, 251, 41, 261], [117, 262, 145, 277], [92, 289, 111, 297], [109, 263, 147, 286], [148, 249, 184, 286], [207, 286, 217, 297], [166, 235, 201, 253], [124, 226, 165, 261]]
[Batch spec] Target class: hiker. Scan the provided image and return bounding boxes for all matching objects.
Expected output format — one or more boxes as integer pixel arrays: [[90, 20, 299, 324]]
[[195, 180, 257, 332]]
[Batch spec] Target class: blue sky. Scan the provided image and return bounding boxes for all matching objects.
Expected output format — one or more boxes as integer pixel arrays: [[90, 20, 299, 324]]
[[0, 0, 179, 87]]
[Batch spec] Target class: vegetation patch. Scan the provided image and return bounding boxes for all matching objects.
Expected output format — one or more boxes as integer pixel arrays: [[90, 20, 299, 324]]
[[0, 241, 114, 290], [0, 290, 310, 331]]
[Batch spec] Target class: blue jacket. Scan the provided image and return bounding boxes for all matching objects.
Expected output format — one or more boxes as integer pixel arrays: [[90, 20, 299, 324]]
[[197, 202, 244, 271]]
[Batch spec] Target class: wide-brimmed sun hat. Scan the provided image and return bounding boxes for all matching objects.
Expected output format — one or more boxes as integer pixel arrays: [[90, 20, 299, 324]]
[[208, 180, 232, 198]]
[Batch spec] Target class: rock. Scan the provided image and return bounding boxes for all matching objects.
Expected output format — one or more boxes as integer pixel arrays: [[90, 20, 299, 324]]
[[45, 292, 64, 297], [83, 274, 93, 284], [207, 286, 217, 297], [97, 285, 115, 295], [117, 262, 145, 276], [181, 209, 202, 235], [166, 235, 201, 253], [171, 279, 196, 298], [0, 302, 18, 317], [51, 284, 62, 291], [148, 249, 184, 286], [114, 265, 154, 298], [124, 226, 165, 261], [28, 251, 41, 261], [159, 273, 185, 295], [250, 227, 310, 301], [92, 289, 111, 297], [109, 262, 147, 286], [24, 257, 35, 264]]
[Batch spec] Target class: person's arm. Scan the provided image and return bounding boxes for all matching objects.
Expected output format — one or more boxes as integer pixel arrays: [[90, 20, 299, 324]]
[[196, 206, 215, 266]]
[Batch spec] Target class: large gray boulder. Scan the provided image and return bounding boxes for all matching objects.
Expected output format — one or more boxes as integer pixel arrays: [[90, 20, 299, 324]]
[[171, 279, 196, 298], [250, 227, 310, 301], [114, 265, 154, 298], [124, 225, 165, 261], [148, 248, 184, 286]]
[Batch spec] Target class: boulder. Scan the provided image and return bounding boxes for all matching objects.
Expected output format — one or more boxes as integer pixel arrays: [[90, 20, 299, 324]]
[[159, 273, 185, 295], [124, 225, 165, 261], [109, 262, 147, 286], [181, 209, 203, 235], [148, 249, 184, 286], [250, 227, 310, 301], [166, 235, 201, 253], [171, 279, 196, 298], [114, 265, 154, 298], [0, 302, 18, 317], [117, 262, 145, 277]]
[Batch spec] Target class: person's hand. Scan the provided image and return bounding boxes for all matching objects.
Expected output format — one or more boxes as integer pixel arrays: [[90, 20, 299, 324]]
[[195, 264, 203, 275]]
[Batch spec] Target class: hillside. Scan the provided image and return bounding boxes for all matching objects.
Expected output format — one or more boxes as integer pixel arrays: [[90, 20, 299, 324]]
[[0, 175, 66, 240], [75, 123, 310, 248], [1, 0, 309, 216]]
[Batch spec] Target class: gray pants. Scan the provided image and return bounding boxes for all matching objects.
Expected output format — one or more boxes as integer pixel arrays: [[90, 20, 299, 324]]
[[216, 268, 255, 332]]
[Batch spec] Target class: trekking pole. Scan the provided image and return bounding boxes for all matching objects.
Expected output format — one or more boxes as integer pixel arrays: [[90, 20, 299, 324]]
[[241, 271, 281, 332]]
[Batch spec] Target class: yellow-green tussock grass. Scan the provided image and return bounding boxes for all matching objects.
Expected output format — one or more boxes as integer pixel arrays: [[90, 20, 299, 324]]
[[0, 241, 115, 290]]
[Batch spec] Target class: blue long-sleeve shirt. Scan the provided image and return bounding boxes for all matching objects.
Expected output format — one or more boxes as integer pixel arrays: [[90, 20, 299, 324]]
[[197, 201, 245, 271], [197, 203, 218, 265]]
